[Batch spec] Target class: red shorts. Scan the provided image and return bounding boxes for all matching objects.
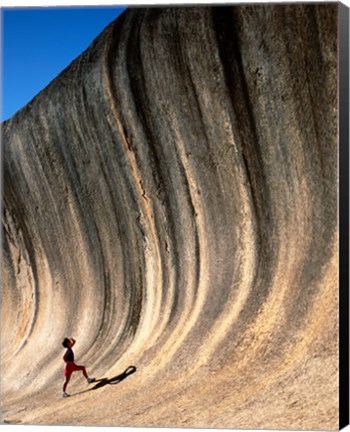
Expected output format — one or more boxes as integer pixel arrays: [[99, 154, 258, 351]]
[[64, 361, 81, 378]]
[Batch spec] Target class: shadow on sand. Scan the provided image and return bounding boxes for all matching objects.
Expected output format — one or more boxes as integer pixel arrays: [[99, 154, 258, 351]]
[[74, 365, 137, 396]]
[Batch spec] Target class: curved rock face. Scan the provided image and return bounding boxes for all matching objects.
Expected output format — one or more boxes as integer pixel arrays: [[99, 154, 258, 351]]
[[1, 5, 338, 429]]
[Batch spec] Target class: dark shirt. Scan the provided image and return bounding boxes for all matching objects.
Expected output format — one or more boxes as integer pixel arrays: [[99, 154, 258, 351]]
[[65, 348, 74, 362]]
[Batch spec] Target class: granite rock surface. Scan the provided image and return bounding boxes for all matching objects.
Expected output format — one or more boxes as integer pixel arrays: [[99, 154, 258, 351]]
[[1, 5, 338, 428]]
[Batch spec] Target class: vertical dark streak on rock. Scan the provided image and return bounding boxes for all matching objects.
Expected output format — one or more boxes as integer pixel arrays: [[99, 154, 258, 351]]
[[123, 9, 182, 322], [212, 7, 274, 317], [282, 4, 338, 329], [103, 15, 145, 340], [3, 164, 40, 347]]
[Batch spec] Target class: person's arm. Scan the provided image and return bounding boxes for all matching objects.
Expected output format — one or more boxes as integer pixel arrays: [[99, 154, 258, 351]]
[[63, 349, 69, 362], [70, 338, 76, 347]]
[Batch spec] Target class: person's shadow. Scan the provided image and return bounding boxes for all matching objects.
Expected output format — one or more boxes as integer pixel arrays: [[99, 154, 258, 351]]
[[92, 365, 137, 389], [74, 365, 137, 396]]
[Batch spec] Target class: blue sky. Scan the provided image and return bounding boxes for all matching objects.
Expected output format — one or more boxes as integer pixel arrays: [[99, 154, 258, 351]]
[[1, 6, 127, 121]]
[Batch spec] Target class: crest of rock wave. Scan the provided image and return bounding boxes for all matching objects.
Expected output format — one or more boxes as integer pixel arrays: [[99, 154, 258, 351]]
[[1, 5, 338, 429]]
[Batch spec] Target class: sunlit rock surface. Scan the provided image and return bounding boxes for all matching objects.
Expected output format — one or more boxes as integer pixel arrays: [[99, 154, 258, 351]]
[[1, 5, 338, 429]]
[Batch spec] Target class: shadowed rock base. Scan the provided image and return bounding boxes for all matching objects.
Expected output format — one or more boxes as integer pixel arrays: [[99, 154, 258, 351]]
[[1, 4, 338, 429]]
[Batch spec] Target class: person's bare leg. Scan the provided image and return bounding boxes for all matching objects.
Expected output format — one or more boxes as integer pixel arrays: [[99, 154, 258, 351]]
[[76, 365, 89, 379], [63, 375, 71, 393], [81, 366, 88, 379]]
